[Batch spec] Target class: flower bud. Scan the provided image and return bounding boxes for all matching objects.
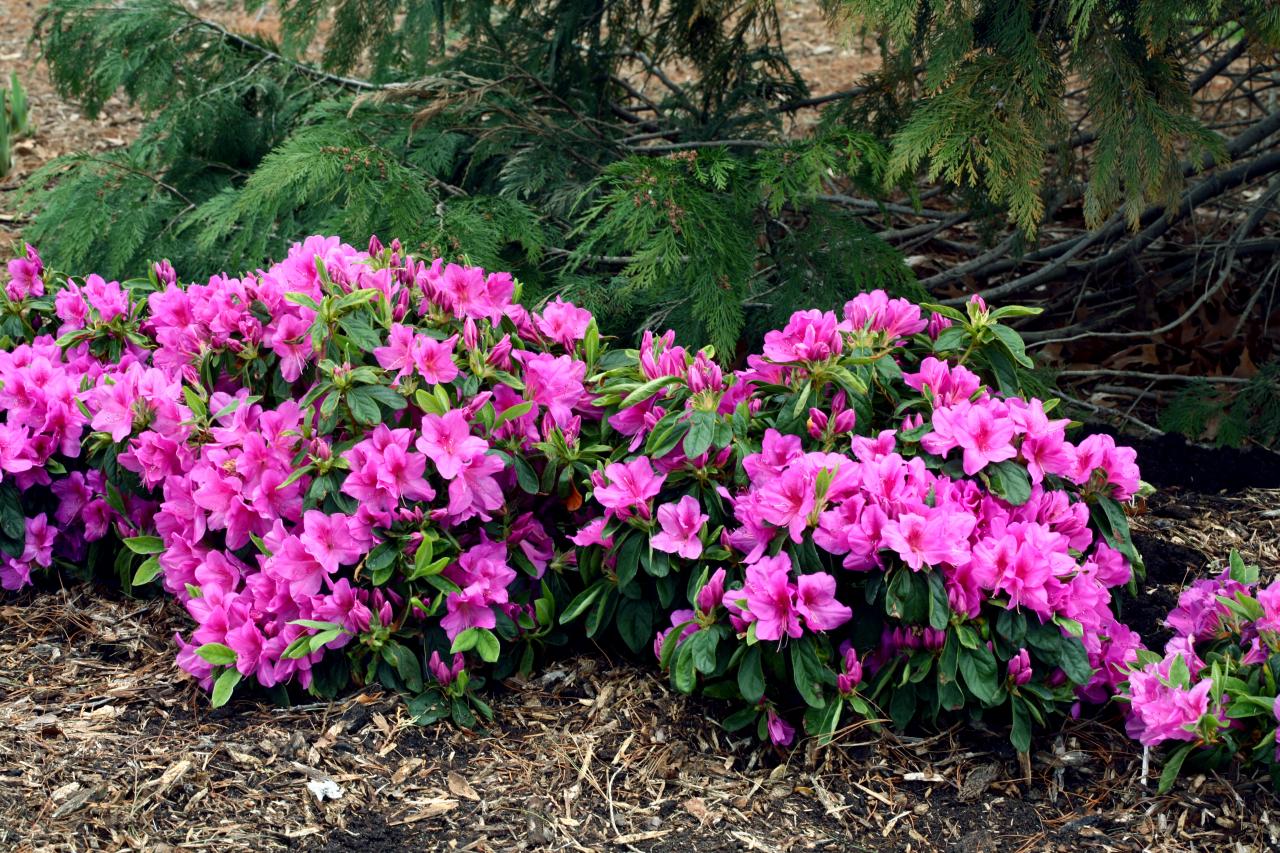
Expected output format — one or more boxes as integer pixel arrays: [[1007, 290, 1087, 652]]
[[807, 407, 828, 439], [696, 568, 726, 614], [464, 317, 479, 350], [1007, 648, 1032, 686], [153, 259, 177, 287], [368, 234, 384, 256], [927, 312, 952, 340], [832, 409, 857, 434], [486, 334, 513, 370], [837, 644, 862, 694]]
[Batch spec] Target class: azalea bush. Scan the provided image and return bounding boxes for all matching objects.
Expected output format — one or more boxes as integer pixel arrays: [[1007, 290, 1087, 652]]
[[0, 236, 606, 723], [1, 235, 1152, 753], [570, 295, 1147, 749], [1121, 551, 1280, 791]]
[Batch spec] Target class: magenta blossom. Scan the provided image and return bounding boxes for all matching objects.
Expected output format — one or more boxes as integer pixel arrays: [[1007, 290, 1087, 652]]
[[794, 572, 852, 631], [739, 554, 802, 642], [536, 297, 593, 350], [650, 496, 709, 559], [418, 410, 488, 480], [591, 457, 666, 520]]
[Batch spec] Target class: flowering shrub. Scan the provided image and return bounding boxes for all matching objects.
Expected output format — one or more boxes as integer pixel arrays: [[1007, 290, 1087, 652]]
[[1120, 551, 1280, 791], [1, 236, 602, 722], [1, 236, 1149, 753], [574, 295, 1146, 749]]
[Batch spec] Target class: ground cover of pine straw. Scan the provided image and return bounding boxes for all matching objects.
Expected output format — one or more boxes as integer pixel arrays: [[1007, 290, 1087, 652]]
[[2, 451, 1279, 853]]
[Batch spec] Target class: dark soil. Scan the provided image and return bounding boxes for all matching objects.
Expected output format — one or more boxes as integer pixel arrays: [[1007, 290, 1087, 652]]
[[1120, 531, 1209, 650], [1081, 425, 1280, 492]]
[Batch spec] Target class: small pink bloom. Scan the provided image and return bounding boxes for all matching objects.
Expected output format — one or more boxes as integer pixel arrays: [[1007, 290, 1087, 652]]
[[794, 572, 852, 631], [536, 297, 593, 349], [418, 410, 489, 480], [650, 496, 709, 559]]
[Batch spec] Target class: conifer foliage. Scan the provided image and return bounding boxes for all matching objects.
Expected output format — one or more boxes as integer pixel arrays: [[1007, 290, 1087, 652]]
[[19, 0, 1280, 375], [21, 0, 918, 357]]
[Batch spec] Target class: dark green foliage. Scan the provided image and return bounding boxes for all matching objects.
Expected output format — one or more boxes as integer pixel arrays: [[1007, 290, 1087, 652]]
[[1160, 363, 1280, 448], [826, 0, 1280, 233], [24, 0, 1278, 357], [22, 0, 917, 357]]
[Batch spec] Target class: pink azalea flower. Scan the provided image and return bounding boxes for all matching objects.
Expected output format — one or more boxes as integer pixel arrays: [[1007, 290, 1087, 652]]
[[794, 572, 852, 631], [417, 410, 488, 480], [953, 403, 1017, 475], [299, 511, 368, 574], [653, 608, 699, 659], [441, 584, 497, 639], [514, 351, 586, 427], [740, 554, 802, 642], [754, 464, 815, 543], [536, 297, 593, 349], [840, 291, 926, 338], [445, 451, 506, 522], [696, 568, 726, 613], [416, 334, 459, 384], [428, 651, 466, 686], [766, 709, 795, 747], [591, 457, 666, 520], [761, 310, 842, 364], [880, 510, 974, 571], [0, 423, 34, 475], [650, 496, 709, 559]]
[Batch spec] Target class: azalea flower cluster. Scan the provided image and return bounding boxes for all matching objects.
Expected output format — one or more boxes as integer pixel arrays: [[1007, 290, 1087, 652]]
[[577, 292, 1147, 749], [1119, 552, 1280, 790], [2, 235, 1166, 758], [0, 236, 595, 715]]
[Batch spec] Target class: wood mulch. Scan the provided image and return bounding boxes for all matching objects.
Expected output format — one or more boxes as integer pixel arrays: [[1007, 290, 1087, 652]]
[[2, 483, 1278, 853], [3, 1, 1280, 850]]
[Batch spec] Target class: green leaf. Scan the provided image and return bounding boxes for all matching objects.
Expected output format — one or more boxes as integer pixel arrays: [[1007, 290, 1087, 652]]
[[738, 645, 765, 703], [346, 385, 384, 425], [618, 376, 681, 409], [1010, 696, 1032, 753], [673, 642, 698, 693], [617, 598, 654, 654], [687, 628, 719, 674], [806, 699, 843, 747], [989, 323, 1033, 368], [958, 645, 1000, 704], [0, 482, 26, 558], [790, 637, 828, 709], [513, 455, 540, 494], [338, 312, 384, 351], [387, 643, 424, 693], [472, 628, 501, 663], [684, 410, 717, 459], [933, 325, 969, 353], [988, 461, 1032, 506], [196, 643, 237, 666], [123, 535, 164, 554], [1057, 635, 1094, 684], [493, 401, 534, 429], [211, 668, 242, 708], [559, 580, 606, 624], [722, 705, 758, 732], [131, 556, 162, 586], [614, 532, 645, 589], [927, 570, 950, 630], [310, 628, 343, 650], [1229, 550, 1258, 585], [1157, 743, 1196, 794]]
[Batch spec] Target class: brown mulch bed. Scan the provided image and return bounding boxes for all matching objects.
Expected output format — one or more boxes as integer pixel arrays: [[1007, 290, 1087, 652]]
[[2, 482, 1278, 853]]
